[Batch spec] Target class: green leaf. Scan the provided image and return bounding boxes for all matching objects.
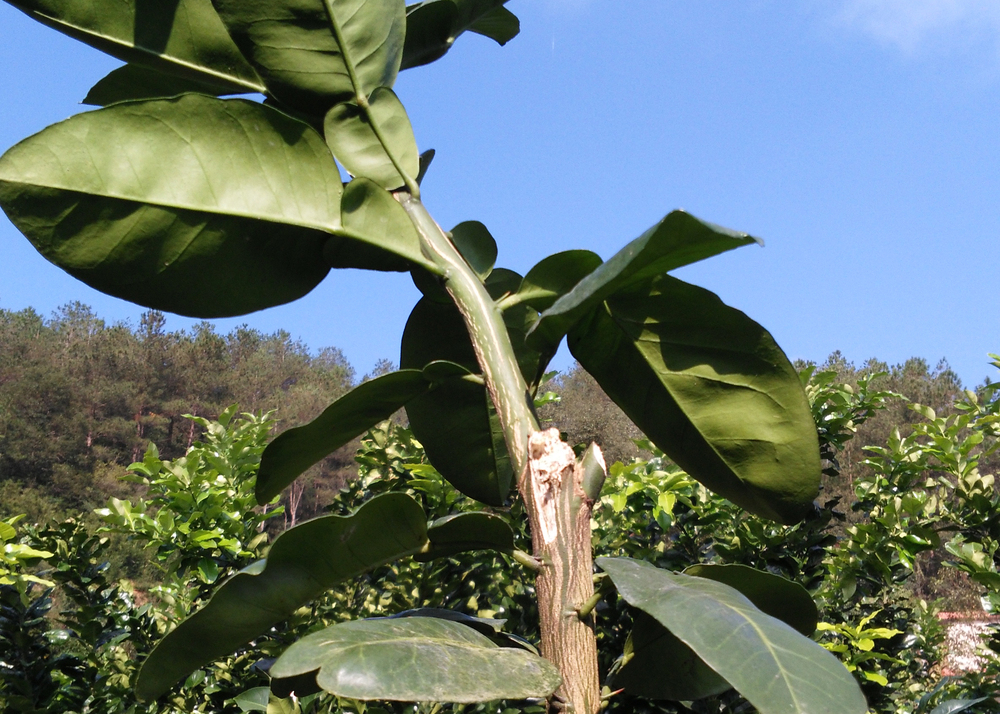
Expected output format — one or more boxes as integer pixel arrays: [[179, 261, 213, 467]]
[[269, 617, 561, 702], [212, 0, 406, 114], [450, 221, 498, 279], [598, 557, 866, 714], [568, 275, 820, 523], [616, 566, 817, 702], [325, 178, 431, 272], [256, 370, 432, 503], [400, 298, 513, 505], [83, 64, 245, 107], [4, 0, 263, 94], [527, 210, 759, 352], [514, 250, 603, 312], [419, 512, 515, 560], [136, 493, 429, 701], [324, 87, 420, 190], [233, 687, 270, 713], [683, 564, 818, 636], [930, 699, 989, 714], [616, 611, 730, 702], [0, 95, 342, 318], [402, 0, 519, 70]]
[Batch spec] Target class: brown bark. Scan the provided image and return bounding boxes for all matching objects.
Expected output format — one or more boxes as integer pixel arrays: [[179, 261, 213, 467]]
[[522, 429, 603, 714]]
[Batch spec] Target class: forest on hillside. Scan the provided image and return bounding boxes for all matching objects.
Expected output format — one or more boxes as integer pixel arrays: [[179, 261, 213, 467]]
[[1, 302, 988, 580]]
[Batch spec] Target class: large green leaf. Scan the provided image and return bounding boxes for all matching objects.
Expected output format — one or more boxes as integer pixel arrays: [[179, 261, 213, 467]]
[[256, 370, 431, 503], [0, 95, 342, 318], [527, 210, 759, 352], [683, 564, 817, 636], [325, 178, 431, 272], [269, 617, 561, 702], [212, 0, 405, 114], [569, 275, 820, 523], [136, 494, 428, 701], [83, 64, 245, 107], [325, 87, 419, 190], [4, 0, 264, 94], [598, 557, 867, 714], [419, 512, 515, 560], [616, 566, 819, 702], [402, 0, 519, 70], [617, 610, 730, 702], [400, 298, 513, 505], [512, 250, 603, 312]]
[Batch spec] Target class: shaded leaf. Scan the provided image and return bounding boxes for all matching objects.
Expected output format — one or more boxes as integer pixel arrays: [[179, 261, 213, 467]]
[[569, 275, 819, 523], [617, 611, 730, 702], [400, 298, 512, 505], [402, 0, 518, 70], [325, 178, 430, 272], [325, 87, 420, 190], [598, 557, 866, 714], [136, 494, 429, 701], [4, 0, 263, 93], [616, 566, 818, 701], [528, 210, 759, 352], [420, 512, 515, 560], [83, 64, 246, 106], [515, 250, 603, 312], [256, 370, 431, 503], [451, 221, 498, 279], [683, 564, 817, 636], [212, 0, 405, 114], [0, 95, 341, 318], [270, 617, 561, 702]]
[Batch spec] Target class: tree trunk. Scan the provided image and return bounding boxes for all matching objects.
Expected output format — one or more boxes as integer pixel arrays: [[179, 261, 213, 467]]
[[523, 429, 602, 714]]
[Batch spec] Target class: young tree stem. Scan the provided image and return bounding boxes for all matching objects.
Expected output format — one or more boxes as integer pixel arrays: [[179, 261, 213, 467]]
[[400, 195, 603, 713]]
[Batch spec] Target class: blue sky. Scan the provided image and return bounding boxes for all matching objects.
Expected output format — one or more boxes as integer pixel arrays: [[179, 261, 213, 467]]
[[1, 0, 997, 386]]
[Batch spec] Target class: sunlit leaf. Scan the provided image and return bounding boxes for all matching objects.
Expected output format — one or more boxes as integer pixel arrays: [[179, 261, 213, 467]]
[[569, 275, 819, 523], [528, 210, 758, 353], [598, 557, 866, 714], [269, 617, 561, 702], [0, 95, 342, 318], [514, 250, 602, 312], [325, 87, 419, 190], [4, 0, 263, 93], [136, 494, 428, 701], [212, 0, 405, 114]]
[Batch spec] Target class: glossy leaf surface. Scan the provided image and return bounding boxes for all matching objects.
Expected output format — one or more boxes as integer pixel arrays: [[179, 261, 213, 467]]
[[4, 0, 263, 93], [514, 250, 603, 311], [569, 275, 819, 523], [325, 87, 419, 189], [212, 0, 405, 114], [0, 95, 341, 317], [419, 512, 515, 560], [617, 566, 818, 701], [400, 298, 512, 505], [256, 370, 431, 503], [136, 494, 428, 700], [598, 557, 867, 714], [83, 64, 246, 106], [270, 617, 561, 702], [683, 564, 817, 635], [402, 0, 518, 70], [528, 210, 758, 352], [326, 178, 429, 272]]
